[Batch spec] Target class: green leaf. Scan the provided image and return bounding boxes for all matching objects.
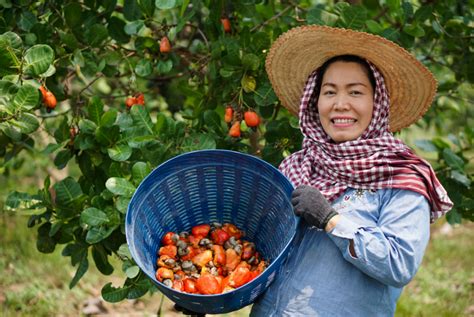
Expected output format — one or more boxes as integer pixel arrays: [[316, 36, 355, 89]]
[[203, 110, 222, 132], [88, 96, 104, 124], [340, 5, 367, 30], [450, 170, 471, 187], [54, 149, 72, 169], [1, 31, 23, 49], [37, 223, 56, 253], [18, 11, 37, 31], [15, 113, 39, 134], [5, 191, 42, 210], [414, 5, 433, 22], [126, 277, 150, 299], [54, 117, 70, 143], [179, 0, 190, 16], [78, 119, 97, 134], [53, 177, 84, 206], [156, 59, 173, 74], [404, 24, 425, 37], [254, 82, 277, 106], [62, 243, 87, 266], [76, 134, 95, 150], [92, 245, 114, 275], [242, 75, 256, 93], [182, 133, 216, 151], [115, 196, 130, 214], [125, 265, 140, 279], [381, 28, 400, 41], [123, 128, 155, 148], [40, 64, 56, 78], [130, 106, 154, 135], [415, 139, 437, 152], [108, 143, 133, 161], [102, 282, 129, 303], [69, 256, 89, 289], [106, 177, 136, 197], [251, 32, 270, 51], [64, 2, 83, 28], [366, 20, 384, 34], [442, 148, 464, 171], [219, 68, 235, 78], [306, 7, 338, 26], [333, 1, 350, 14], [124, 20, 144, 35], [138, 0, 155, 17], [431, 137, 450, 150], [0, 80, 16, 103], [446, 208, 462, 225], [117, 244, 132, 259], [402, 1, 414, 19], [155, 0, 176, 10], [12, 84, 39, 111], [81, 207, 109, 226], [0, 122, 21, 141], [108, 16, 131, 44], [0, 36, 21, 76], [96, 125, 119, 145], [447, 134, 462, 149], [154, 113, 169, 135], [132, 162, 150, 184], [385, 0, 400, 11], [124, 0, 143, 21], [135, 59, 153, 77], [431, 20, 442, 34], [85, 24, 109, 46], [23, 44, 54, 76], [101, 109, 118, 127], [86, 226, 116, 244], [242, 54, 260, 71]]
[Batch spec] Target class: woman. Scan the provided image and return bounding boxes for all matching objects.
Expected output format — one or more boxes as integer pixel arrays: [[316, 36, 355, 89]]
[[250, 26, 453, 316]]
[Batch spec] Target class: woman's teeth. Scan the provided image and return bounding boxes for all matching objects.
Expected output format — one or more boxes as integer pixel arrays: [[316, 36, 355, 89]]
[[332, 118, 356, 123]]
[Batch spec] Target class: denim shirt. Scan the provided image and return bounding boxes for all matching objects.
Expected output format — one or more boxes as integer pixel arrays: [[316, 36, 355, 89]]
[[250, 188, 431, 317]]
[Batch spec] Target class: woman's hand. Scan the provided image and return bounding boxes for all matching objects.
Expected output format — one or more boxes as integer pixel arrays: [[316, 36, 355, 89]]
[[291, 185, 339, 229]]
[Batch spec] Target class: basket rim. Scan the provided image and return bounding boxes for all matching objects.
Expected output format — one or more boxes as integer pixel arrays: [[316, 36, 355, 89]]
[[125, 149, 298, 299]]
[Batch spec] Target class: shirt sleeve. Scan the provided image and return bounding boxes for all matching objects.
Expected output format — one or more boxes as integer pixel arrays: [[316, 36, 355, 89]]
[[327, 189, 431, 288]]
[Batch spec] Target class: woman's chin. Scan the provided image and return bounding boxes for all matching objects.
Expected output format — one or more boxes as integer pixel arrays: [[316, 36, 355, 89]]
[[329, 130, 363, 143]]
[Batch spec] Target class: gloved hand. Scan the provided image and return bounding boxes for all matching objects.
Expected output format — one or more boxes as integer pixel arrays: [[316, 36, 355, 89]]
[[291, 185, 338, 230]]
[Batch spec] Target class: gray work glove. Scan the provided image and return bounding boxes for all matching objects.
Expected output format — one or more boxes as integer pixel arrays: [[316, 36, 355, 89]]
[[291, 185, 338, 230]]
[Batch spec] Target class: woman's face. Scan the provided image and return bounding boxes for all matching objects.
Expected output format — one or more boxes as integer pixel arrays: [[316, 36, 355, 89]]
[[317, 61, 374, 143]]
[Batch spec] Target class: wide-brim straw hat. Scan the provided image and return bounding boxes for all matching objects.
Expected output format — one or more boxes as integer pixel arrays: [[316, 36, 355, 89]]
[[265, 25, 437, 132]]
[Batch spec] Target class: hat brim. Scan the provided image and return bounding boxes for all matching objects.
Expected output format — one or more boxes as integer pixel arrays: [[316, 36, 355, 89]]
[[265, 25, 437, 132]]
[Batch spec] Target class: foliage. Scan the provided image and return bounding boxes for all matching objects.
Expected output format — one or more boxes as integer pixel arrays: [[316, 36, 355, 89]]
[[1, 0, 472, 303]]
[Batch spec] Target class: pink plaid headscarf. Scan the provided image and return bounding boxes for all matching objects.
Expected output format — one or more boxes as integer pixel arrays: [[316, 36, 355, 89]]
[[279, 61, 453, 222]]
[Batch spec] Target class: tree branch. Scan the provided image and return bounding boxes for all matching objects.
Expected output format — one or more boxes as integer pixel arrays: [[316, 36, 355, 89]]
[[250, 6, 293, 32]]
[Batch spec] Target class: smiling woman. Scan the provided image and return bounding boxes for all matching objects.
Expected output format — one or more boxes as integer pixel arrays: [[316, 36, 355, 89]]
[[250, 25, 454, 317], [316, 56, 375, 143]]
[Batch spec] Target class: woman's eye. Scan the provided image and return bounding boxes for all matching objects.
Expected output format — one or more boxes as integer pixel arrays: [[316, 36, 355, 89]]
[[323, 90, 335, 95], [350, 91, 362, 95]]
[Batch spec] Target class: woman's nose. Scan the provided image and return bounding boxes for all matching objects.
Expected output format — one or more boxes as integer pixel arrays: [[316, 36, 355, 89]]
[[333, 95, 350, 110]]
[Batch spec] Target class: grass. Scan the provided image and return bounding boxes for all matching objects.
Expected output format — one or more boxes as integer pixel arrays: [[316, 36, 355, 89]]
[[396, 222, 474, 317]]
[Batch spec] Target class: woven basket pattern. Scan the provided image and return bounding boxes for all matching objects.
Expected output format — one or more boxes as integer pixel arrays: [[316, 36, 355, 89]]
[[126, 150, 297, 314]]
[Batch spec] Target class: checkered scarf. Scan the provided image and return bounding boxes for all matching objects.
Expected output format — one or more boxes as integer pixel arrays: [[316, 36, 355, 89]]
[[279, 62, 453, 222]]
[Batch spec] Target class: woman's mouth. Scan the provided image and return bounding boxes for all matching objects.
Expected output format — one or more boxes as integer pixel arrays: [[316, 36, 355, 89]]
[[331, 118, 356, 127]]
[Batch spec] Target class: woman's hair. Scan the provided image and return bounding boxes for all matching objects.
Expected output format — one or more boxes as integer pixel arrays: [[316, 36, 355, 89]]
[[314, 54, 376, 97]]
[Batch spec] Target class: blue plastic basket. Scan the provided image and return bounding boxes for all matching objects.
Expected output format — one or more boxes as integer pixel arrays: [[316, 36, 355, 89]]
[[125, 149, 297, 314]]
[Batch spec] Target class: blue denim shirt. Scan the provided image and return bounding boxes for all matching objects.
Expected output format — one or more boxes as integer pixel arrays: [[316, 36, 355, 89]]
[[250, 188, 431, 317]]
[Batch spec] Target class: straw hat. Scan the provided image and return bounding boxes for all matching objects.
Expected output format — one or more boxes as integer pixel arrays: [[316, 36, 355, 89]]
[[265, 25, 437, 132]]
